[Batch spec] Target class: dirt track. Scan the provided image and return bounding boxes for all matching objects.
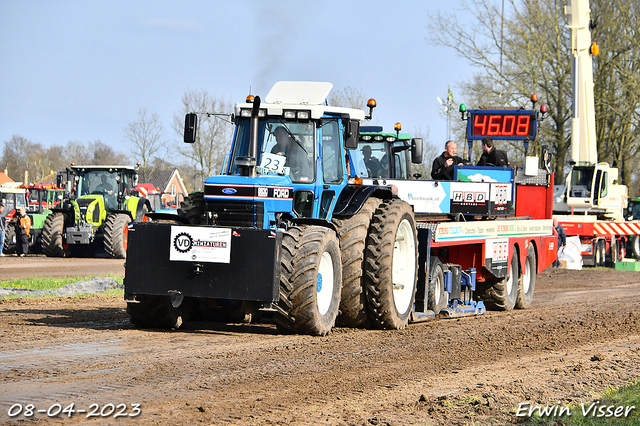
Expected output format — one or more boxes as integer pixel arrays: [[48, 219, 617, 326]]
[[0, 259, 639, 425]]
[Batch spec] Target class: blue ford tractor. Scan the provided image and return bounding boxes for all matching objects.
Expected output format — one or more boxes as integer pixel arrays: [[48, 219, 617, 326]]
[[124, 81, 422, 335]]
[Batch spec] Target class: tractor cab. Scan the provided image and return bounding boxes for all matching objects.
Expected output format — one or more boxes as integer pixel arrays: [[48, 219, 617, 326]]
[[355, 123, 422, 179], [184, 81, 369, 227]]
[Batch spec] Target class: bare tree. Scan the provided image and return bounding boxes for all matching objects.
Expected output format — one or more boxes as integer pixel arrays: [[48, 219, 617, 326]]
[[428, 0, 572, 183], [88, 140, 130, 165], [172, 89, 234, 189], [125, 108, 166, 179], [328, 86, 368, 111], [65, 140, 92, 165]]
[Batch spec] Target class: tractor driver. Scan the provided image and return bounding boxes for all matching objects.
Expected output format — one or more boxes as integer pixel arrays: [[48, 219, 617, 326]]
[[271, 126, 308, 180], [362, 145, 382, 177], [94, 174, 116, 210], [95, 174, 114, 194]]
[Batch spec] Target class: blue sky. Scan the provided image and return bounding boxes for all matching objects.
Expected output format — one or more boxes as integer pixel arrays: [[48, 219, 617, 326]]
[[0, 1, 475, 160]]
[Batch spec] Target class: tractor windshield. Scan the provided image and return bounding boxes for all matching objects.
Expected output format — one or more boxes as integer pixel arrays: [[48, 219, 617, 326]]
[[229, 118, 315, 183], [78, 171, 118, 197], [357, 141, 390, 178]]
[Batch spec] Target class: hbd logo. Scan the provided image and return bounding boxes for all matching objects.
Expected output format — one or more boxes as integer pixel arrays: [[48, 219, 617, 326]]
[[452, 191, 486, 203]]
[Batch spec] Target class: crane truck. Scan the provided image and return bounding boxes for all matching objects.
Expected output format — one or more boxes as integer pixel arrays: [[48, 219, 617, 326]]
[[553, 0, 640, 267], [123, 81, 557, 335]]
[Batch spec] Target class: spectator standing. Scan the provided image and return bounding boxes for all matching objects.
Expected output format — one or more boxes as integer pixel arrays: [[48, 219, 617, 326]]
[[553, 218, 566, 267], [0, 203, 6, 256], [14, 208, 31, 257]]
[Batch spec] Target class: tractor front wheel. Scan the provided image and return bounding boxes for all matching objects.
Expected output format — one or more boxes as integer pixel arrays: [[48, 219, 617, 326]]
[[104, 214, 131, 259], [276, 225, 342, 336], [42, 212, 68, 257]]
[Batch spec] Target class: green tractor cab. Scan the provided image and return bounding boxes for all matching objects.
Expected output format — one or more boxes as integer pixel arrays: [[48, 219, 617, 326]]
[[42, 165, 150, 258]]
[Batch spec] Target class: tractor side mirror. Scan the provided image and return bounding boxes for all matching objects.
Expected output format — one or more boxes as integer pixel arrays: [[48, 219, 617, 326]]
[[411, 138, 423, 164], [344, 120, 359, 150], [184, 113, 198, 143]]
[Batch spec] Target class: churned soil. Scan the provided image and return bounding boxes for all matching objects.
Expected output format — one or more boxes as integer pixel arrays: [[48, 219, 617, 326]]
[[0, 258, 639, 425]]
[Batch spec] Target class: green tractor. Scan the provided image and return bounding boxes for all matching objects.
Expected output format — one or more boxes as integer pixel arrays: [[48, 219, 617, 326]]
[[42, 165, 151, 258]]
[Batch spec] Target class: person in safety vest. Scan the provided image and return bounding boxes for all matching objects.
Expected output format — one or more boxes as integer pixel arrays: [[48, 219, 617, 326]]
[[14, 207, 31, 257]]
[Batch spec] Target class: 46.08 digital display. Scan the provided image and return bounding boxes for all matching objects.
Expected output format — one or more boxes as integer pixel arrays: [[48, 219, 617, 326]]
[[469, 112, 536, 138]]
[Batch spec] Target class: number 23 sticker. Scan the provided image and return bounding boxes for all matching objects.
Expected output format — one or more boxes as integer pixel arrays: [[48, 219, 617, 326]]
[[259, 152, 286, 174]]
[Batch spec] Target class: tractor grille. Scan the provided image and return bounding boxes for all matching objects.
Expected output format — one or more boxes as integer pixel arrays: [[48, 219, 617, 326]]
[[76, 198, 101, 223], [206, 200, 264, 228]]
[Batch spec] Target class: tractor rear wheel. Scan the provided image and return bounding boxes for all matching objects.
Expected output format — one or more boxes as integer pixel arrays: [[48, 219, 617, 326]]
[[42, 212, 68, 257], [478, 248, 519, 311], [515, 244, 536, 309], [332, 197, 381, 328], [276, 225, 342, 336], [364, 199, 418, 330], [127, 295, 191, 329], [178, 191, 206, 225], [104, 214, 131, 259]]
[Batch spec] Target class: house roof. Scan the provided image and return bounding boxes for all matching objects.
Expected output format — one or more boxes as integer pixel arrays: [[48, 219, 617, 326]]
[[0, 172, 15, 185], [139, 168, 185, 195]]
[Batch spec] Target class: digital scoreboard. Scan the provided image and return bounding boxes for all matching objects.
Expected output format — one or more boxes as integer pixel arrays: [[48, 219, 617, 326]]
[[466, 110, 538, 140]]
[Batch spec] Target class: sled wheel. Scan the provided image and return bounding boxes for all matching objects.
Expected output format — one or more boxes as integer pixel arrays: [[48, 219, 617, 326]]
[[516, 244, 536, 309], [427, 257, 448, 314], [478, 247, 519, 311]]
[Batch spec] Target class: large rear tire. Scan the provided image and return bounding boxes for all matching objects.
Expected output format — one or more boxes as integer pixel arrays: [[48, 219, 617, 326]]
[[42, 212, 68, 257], [276, 225, 342, 336], [178, 191, 206, 225], [104, 213, 131, 259], [515, 244, 536, 309], [364, 199, 418, 330], [478, 248, 519, 311], [127, 295, 192, 329], [332, 197, 381, 328]]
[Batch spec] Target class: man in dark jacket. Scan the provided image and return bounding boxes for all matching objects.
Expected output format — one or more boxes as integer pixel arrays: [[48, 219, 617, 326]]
[[477, 136, 509, 167], [431, 140, 467, 180], [553, 218, 566, 267]]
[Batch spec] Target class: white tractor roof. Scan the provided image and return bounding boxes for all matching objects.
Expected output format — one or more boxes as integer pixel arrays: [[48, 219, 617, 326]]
[[265, 81, 333, 105], [236, 81, 366, 121]]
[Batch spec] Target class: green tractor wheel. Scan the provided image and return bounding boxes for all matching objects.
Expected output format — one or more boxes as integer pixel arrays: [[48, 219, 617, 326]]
[[42, 212, 69, 257], [104, 214, 131, 259]]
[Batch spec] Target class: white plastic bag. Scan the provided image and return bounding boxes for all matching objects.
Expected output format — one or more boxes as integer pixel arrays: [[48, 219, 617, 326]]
[[558, 236, 583, 270]]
